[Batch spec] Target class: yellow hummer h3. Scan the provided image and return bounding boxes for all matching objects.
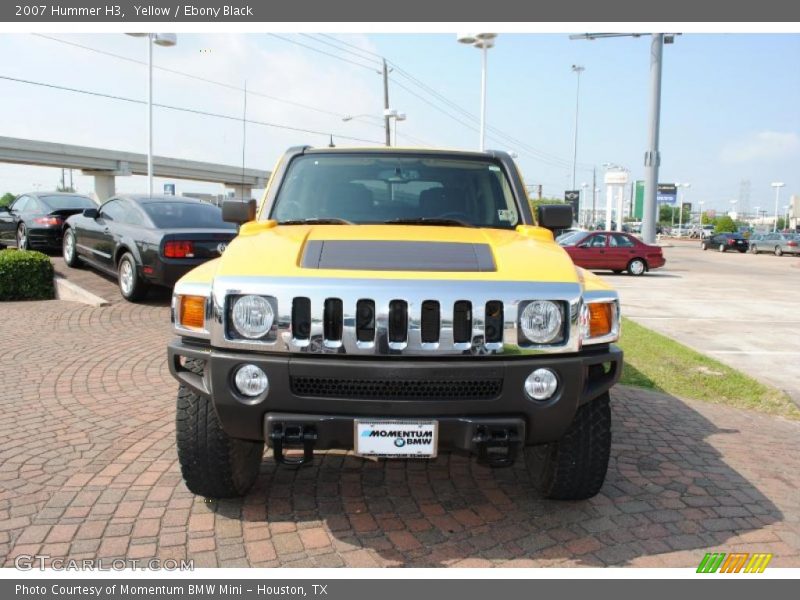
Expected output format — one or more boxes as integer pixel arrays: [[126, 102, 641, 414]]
[[169, 147, 622, 500]]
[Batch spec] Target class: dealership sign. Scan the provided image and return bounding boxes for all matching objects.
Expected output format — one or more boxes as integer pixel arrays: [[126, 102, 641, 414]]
[[564, 190, 580, 221], [657, 183, 677, 205]]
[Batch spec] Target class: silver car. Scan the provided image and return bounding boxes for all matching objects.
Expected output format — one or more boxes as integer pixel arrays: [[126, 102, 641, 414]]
[[750, 232, 800, 256]]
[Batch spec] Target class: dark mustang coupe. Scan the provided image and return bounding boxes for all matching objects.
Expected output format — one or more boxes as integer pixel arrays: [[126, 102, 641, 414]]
[[0, 191, 97, 250], [63, 194, 237, 301]]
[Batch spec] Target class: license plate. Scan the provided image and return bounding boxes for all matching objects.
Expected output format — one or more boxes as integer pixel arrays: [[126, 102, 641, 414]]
[[354, 420, 438, 458]]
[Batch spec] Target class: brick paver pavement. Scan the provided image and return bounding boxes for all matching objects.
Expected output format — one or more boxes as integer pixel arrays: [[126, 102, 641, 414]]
[[1, 267, 799, 568]]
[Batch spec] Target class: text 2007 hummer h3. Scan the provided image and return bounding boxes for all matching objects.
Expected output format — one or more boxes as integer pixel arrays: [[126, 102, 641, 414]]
[[168, 147, 622, 500]]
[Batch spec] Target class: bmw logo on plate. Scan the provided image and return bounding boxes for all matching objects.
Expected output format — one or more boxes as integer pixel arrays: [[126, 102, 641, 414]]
[[394, 438, 406, 448], [217, 242, 228, 255]]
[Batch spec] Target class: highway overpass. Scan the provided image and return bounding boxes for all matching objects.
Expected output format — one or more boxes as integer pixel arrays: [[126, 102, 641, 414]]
[[0, 136, 269, 201]]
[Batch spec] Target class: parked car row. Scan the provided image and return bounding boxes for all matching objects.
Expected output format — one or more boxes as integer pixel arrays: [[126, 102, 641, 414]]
[[1, 191, 237, 302], [700, 231, 800, 256]]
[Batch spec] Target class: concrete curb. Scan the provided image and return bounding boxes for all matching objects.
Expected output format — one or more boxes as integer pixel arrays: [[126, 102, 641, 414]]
[[54, 276, 110, 307]]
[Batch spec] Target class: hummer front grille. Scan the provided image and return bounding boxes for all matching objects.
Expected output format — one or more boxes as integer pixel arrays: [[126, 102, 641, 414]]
[[204, 277, 585, 356]]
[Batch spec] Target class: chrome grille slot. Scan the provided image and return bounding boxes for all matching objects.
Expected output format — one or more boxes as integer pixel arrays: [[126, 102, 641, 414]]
[[453, 300, 472, 348], [484, 300, 504, 345], [388, 300, 409, 349], [420, 300, 440, 345], [323, 298, 343, 348], [355, 299, 376, 344], [291, 297, 311, 345]]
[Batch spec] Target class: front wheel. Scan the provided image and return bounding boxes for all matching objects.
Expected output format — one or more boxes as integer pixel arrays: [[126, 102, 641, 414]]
[[627, 258, 646, 276], [16, 224, 29, 250], [525, 392, 611, 500], [176, 360, 264, 498], [117, 252, 149, 302], [718, 244, 726, 252], [775, 246, 783, 257], [62, 228, 81, 267], [750, 244, 758, 254], [701, 242, 708, 251]]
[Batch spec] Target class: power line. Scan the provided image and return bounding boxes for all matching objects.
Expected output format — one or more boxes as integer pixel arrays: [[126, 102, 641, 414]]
[[267, 34, 380, 73], [299, 34, 382, 66], [31, 33, 384, 128], [316, 33, 385, 60], [0, 74, 384, 145]]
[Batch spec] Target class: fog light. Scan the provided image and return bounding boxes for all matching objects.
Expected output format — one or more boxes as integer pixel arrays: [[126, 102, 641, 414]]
[[234, 364, 269, 398], [524, 368, 558, 401]]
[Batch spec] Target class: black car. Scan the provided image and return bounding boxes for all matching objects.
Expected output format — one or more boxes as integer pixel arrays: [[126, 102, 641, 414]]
[[701, 232, 749, 253], [0, 192, 97, 250], [63, 195, 237, 301]]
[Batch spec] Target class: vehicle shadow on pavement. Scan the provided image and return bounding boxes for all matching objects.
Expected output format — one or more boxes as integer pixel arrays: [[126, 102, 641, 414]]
[[207, 385, 785, 567]]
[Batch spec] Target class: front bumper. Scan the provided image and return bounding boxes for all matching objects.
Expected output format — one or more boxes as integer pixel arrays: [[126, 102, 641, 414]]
[[169, 339, 622, 452]]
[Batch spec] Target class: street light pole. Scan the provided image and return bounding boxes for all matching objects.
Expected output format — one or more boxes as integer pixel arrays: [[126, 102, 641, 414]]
[[676, 182, 690, 237], [571, 65, 585, 191], [126, 32, 177, 197], [457, 33, 497, 151], [771, 182, 785, 233]]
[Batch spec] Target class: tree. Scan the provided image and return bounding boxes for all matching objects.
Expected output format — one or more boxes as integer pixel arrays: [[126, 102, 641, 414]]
[[658, 204, 674, 224], [700, 211, 713, 225], [0, 193, 14, 208], [714, 215, 736, 233]]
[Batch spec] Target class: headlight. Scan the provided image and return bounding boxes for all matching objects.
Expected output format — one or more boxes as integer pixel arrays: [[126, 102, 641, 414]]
[[520, 300, 563, 344], [231, 295, 274, 339]]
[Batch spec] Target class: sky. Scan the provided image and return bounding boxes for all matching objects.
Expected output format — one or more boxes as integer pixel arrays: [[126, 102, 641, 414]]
[[0, 32, 797, 216]]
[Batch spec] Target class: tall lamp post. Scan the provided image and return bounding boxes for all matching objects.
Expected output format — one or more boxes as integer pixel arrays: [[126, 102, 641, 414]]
[[457, 33, 497, 151], [698, 200, 705, 235], [126, 33, 177, 197], [676, 182, 690, 236], [581, 182, 589, 226], [771, 182, 785, 233], [571, 65, 585, 191]]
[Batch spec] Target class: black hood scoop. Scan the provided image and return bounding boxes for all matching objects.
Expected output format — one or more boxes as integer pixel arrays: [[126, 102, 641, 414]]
[[301, 240, 496, 272]]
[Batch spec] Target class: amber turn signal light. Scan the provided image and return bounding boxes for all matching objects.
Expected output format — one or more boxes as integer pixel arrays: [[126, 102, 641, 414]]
[[180, 295, 206, 330], [588, 303, 613, 338]]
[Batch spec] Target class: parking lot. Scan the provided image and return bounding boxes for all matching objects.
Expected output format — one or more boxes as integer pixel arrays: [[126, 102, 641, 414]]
[[616, 239, 800, 405], [0, 253, 799, 568]]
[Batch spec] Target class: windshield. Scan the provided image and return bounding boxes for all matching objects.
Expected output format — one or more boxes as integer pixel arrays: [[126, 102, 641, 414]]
[[40, 195, 96, 210], [270, 153, 520, 229], [142, 202, 235, 229], [557, 231, 586, 246]]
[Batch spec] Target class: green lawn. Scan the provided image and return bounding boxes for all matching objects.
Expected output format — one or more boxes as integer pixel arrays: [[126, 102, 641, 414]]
[[618, 317, 800, 419]]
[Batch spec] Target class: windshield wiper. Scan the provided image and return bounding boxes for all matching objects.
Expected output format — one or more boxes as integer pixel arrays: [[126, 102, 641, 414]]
[[383, 218, 474, 228], [277, 218, 354, 225]]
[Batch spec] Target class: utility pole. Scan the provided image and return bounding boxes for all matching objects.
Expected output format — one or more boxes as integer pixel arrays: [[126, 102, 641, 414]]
[[382, 59, 391, 147], [642, 34, 664, 244]]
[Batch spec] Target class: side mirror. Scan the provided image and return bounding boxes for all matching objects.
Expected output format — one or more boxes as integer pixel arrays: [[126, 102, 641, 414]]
[[83, 208, 99, 219], [536, 204, 573, 231], [222, 199, 256, 224]]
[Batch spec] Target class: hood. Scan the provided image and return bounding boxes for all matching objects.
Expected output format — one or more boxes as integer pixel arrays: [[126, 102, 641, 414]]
[[212, 223, 580, 283]]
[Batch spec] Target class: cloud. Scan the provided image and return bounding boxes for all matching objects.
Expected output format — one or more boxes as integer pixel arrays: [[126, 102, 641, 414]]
[[720, 130, 800, 163]]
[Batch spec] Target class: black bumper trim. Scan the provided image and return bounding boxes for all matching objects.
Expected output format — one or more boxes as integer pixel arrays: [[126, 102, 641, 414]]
[[168, 340, 622, 446]]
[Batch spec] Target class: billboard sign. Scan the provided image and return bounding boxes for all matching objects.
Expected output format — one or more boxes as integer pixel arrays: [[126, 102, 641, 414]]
[[657, 183, 677, 205]]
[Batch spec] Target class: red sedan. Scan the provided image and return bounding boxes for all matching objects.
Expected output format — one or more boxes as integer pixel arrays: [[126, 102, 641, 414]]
[[559, 231, 666, 276]]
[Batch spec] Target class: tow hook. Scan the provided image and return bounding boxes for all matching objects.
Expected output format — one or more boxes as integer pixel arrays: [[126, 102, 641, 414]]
[[473, 425, 521, 467], [270, 423, 317, 466]]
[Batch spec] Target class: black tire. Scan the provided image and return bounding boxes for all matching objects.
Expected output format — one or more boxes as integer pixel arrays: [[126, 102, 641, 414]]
[[525, 392, 611, 500], [62, 228, 81, 267], [117, 252, 149, 302], [737, 248, 747, 253], [701, 242, 708, 251], [16, 223, 29, 250], [176, 359, 264, 498], [775, 246, 783, 257], [627, 258, 647, 276], [718, 243, 726, 252]]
